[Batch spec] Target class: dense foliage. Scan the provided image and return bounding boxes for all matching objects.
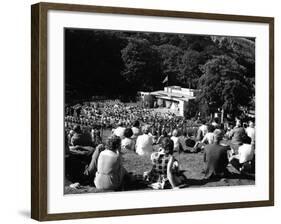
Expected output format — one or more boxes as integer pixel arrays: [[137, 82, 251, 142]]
[[65, 29, 255, 115]]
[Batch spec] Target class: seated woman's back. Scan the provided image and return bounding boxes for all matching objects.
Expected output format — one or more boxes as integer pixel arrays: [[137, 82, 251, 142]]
[[97, 150, 120, 175], [94, 135, 126, 190]]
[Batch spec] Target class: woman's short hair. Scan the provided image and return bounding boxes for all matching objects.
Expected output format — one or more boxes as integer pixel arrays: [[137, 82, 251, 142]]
[[161, 137, 174, 155], [106, 135, 121, 152], [124, 128, 133, 138]]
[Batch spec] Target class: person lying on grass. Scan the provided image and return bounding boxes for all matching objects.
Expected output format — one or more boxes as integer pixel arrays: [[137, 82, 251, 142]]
[[145, 137, 186, 189]]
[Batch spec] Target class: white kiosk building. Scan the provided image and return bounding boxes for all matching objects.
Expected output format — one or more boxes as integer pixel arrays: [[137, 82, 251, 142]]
[[142, 86, 200, 117]]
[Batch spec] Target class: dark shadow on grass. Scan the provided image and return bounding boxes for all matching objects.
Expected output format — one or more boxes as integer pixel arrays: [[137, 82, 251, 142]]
[[183, 171, 255, 187], [185, 178, 219, 186], [225, 172, 255, 180], [122, 180, 150, 191]]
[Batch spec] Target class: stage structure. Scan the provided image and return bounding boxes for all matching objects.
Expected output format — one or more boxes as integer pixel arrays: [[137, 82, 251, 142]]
[[139, 86, 200, 117]]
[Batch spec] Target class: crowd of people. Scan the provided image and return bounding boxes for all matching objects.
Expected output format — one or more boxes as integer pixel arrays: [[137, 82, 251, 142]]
[[65, 101, 255, 192], [65, 101, 198, 141]]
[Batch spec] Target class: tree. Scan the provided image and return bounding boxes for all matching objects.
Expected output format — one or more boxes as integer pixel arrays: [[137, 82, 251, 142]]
[[65, 29, 126, 102], [121, 38, 162, 92], [156, 44, 183, 86], [179, 50, 201, 88], [197, 55, 252, 116], [211, 36, 255, 84]]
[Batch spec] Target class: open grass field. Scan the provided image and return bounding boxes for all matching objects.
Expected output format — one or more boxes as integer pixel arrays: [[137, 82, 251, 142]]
[[64, 149, 255, 194]]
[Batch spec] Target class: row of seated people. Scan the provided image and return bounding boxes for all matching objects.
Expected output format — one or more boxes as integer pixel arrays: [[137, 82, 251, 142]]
[[65, 121, 255, 190]]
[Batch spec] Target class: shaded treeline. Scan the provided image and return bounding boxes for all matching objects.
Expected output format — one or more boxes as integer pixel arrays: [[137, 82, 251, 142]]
[[65, 28, 255, 115]]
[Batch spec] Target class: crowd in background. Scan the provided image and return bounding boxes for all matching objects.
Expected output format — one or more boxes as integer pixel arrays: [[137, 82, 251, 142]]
[[65, 101, 198, 145]]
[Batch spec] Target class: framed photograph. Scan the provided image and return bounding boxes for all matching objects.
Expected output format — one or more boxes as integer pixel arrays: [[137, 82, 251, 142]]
[[31, 2, 274, 221]]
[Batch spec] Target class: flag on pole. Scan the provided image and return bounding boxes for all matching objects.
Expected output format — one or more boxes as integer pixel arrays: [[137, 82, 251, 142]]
[[162, 75, 168, 84]]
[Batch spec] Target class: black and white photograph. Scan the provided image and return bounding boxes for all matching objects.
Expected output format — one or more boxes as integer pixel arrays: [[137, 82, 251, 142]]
[[64, 28, 256, 194], [1, 0, 278, 222]]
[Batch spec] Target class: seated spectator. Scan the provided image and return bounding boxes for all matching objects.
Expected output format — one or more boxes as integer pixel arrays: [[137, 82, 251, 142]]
[[196, 119, 208, 141], [201, 124, 215, 145], [229, 119, 246, 154], [131, 120, 141, 140], [150, 129, 158, 145], [204, 129, 231, 179], [91, 128, 102, 146], [83, 144, 105, 181], [94, 135, 127, 190], [193, 124, 215, 150], [179, 130, 196, 152], [246, 120, 255, 145], [225, 122, 235, 139], [135, 125, 154, 155], [229, 135, 255, 173], [113, 122, 126, 139], [68, 129, 75, 145], [71, 125, 93, 146], [156, 130, 168, 145], [185, 130, 196, 148], [178, 130, 188, 152], [121, 128, 135, 153], [146, 137, 184, 189], [171, 129, 180, 152], [211, 117, 220, 129], [65, 130, 94, 185]]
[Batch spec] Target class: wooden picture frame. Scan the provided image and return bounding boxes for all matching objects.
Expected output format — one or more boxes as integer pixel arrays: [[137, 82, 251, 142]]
[[31, 2, 274, 221]]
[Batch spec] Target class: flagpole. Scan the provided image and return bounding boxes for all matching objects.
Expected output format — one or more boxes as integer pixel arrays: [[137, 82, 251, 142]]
[[163, 74, 169, 91]]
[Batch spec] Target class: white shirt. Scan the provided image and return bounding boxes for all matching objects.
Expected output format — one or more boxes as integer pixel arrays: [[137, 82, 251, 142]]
[[201, 132, 215, 144], [171, 136, 180, 151], [135, 134, 153, 155], [238, 144, 254, 163], [121, 138, 135, 152], [246, 127, 255, 142], [199, 124, 208, 137], [113, 127, 126, 139], [131, 127, 140, 140]]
